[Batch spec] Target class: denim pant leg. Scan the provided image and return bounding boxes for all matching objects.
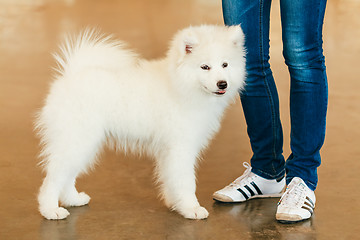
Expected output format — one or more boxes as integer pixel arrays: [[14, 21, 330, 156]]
[[280, 0, 328, 190], [222, 0, 286, 180]]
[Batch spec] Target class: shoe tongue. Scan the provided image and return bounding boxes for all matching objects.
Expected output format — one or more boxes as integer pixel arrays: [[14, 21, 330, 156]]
[[232, 172, 254, 185], [290, 177, 303, 185], [288, 177, 307, 192]]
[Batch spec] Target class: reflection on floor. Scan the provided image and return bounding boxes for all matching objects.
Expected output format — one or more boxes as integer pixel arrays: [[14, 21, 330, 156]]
[[1, 0, 359, 239]]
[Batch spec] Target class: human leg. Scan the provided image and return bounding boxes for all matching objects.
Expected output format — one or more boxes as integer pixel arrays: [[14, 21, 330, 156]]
[[277, 0, 328, 223], [280, 0, 328, 191], [214, 0, 286, 203], [222, 0, 285, 180]]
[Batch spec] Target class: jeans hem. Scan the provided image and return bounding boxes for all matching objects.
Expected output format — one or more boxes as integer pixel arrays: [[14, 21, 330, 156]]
[[252, 167, 285, 180], [286, 176, 317, 191]]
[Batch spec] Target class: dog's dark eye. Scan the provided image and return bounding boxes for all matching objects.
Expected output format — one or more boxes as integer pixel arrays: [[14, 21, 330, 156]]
[[222, 62, 228, 68], [201, 65, 211, 70]]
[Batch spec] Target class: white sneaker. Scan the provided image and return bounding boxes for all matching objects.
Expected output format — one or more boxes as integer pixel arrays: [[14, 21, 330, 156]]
[[213, 162, 286, 202], [276, 177, 316, 223]]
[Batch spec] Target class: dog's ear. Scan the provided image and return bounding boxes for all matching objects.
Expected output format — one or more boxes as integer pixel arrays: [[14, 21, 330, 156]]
[[182, 30, 198, 54], [185, 41, 194, 54], [229, 25, 245, 48]]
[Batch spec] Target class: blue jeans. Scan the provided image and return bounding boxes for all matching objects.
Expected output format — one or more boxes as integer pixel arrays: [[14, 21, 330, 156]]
[[222, 0, 328, 190]]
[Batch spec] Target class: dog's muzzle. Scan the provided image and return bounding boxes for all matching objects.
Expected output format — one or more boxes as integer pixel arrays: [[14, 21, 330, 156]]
[[214, 80, 227, 95]]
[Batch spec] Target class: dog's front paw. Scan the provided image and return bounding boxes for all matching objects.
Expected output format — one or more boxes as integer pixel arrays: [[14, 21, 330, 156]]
[[40, 207, 70, 220], [179, 206, 209, 220]]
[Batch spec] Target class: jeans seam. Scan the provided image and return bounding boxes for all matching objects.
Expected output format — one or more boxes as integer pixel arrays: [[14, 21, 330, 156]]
[[259, 0, 278, 175], [316, 0, 321, 48]]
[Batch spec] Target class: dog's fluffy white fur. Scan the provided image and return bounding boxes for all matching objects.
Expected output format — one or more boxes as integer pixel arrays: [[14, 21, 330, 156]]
[[35, 25, 246, 220]]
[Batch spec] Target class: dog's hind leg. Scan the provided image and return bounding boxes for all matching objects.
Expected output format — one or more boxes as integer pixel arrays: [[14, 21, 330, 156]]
[[157, 146, 209, 220], [38, 173, 72, 220], [59, 178, 91, 208]]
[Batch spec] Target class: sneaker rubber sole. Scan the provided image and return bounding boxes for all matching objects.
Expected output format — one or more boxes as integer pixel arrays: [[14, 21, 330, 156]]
[[213, 192, 284, 203], [276, 213, 311, 224]]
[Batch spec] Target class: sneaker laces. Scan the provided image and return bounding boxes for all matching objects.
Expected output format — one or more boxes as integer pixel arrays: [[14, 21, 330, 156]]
[[278, 179, 306, 208], [228, 162, 253, 188]]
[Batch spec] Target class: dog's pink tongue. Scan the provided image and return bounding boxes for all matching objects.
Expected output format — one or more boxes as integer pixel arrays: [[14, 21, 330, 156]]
[[219, 90, 226, 94]]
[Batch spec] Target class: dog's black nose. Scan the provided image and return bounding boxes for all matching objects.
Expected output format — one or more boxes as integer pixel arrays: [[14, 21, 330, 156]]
[[217, 81, 227, 90]]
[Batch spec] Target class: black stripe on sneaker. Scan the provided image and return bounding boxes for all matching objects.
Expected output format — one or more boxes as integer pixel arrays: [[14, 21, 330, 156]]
[[244, 185, 255, 196], [237, 188, 249, 200], [304, 201, 313, 209], [306, 197, 315, 208], [250, 182, 262, 195], [301, 205, 313, 214]]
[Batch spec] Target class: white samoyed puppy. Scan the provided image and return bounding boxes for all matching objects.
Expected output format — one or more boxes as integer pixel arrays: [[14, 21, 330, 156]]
[[35, 25, 246, 220]]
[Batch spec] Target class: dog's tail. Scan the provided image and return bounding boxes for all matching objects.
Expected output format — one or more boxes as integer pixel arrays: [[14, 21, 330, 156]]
[[53, 28, 138, 76]]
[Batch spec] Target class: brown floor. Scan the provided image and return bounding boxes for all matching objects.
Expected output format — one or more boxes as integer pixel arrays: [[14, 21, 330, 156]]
[[1, 0, 359, 239]]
